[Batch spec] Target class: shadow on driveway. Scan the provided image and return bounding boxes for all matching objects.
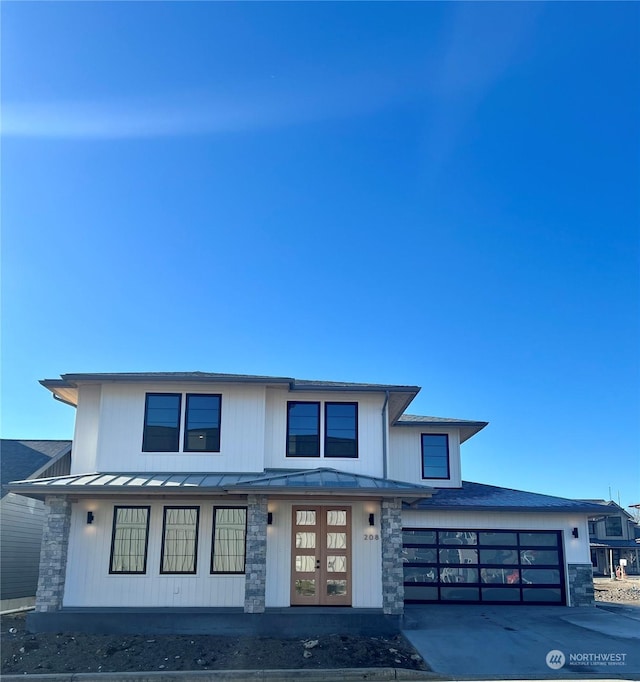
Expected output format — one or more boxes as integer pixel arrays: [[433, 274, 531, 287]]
[[402, 604, 640, 678]]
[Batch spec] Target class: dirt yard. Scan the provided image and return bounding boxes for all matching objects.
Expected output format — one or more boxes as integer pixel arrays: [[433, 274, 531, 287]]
[[0, 612, 428, 675], [594, 577, 640, 605]]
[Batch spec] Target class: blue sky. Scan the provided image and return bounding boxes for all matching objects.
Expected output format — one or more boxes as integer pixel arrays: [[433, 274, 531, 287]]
[[1, 2, 638, 507]]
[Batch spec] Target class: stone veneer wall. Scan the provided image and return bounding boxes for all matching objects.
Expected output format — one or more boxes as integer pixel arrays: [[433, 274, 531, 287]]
[[568, 563, 595, 606], [35, 496, 71, 612], [381, 498, 404, 615], [244, 494, 268, 613]]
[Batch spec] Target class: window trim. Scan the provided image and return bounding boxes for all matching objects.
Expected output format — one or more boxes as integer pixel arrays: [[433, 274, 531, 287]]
[[183, 393, 222, 453], [286, 401, 321, 458], [160, 505, 200, 575], [109, 505, 151, 575], [421, 433, 450, 480], [210, 506, 248, 575], [324, 401, 359, 459], [142, 393, 182, 453]]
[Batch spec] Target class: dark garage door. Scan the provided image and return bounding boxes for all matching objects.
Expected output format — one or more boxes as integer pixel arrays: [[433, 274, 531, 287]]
[[403, 528, 566, 605]]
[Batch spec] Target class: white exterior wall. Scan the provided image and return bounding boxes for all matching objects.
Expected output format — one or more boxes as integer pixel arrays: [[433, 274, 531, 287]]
[[402, 509, 591, 606], [90, 383, 266, 473], [264, 389, 385, 477], [63, 498, 245, 608], [265, 498, 382, 608], [388, 426, 461, 487], [71, 384, 101, 474]]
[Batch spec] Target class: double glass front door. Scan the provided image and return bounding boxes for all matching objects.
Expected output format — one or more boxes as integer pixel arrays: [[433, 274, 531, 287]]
[[291, 506, 351, 606]]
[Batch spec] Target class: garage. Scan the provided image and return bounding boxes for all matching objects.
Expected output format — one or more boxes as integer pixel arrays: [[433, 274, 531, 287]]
[[402, 528, 566, 605]]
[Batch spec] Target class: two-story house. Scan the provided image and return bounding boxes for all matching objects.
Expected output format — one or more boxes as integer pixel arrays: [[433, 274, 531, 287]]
[[583, 500, 640, 576], [9, 372, 610, 633]]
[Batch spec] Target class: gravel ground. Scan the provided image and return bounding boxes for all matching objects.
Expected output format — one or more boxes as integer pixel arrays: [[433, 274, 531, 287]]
[[0, 612, 428, 675], [593, 577, 640, 604]]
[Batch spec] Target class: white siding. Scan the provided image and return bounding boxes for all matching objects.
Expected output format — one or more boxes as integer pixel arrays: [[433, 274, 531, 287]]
[[389, 426, 461, 487], [63, 498, 245, 607], [71, 384, 101, 474], [93, 383, 266, 473], [265, 499, 382, 608], [264, 389, 385, 477]]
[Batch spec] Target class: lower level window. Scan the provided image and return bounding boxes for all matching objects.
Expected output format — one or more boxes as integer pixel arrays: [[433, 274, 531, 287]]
[[211, 507, 247, 573], [161, 506, 200, 574], [110, 506, 150, 574]]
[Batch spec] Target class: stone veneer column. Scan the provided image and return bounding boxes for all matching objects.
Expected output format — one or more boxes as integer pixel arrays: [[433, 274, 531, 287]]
[[244, 494, 268, 613], [381, 498, 404, 615], [568, 564, 595, 606], [35, 496, 72, 612]]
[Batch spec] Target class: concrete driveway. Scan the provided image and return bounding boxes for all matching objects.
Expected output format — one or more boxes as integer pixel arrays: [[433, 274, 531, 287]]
[[402, 603, 640, 679]]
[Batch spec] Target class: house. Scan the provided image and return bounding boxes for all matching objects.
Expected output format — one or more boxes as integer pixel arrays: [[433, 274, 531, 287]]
[[8, 372, 612, 633], [582, 500, 640, 576], [1, 440, 72, 612]]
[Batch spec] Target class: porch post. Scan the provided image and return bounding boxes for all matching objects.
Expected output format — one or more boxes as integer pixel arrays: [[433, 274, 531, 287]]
[[381, 497, 404, 615], [244, 494, 268, 613], [35, 496, 72, 612]]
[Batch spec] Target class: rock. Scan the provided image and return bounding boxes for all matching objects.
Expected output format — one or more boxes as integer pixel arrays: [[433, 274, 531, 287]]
[[411, 654, 422, 661], [159, 664, 165, 669], [388, 647, 398, 653], [395, 658, 402, 664], [303, 639, 319, 649], [19, 647, 25, 654], [303, 650, 312, 658], [8, 628, 17, 634], [196, 659, 205, 666]]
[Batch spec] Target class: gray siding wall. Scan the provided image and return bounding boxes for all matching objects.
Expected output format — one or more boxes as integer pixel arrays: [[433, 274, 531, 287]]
[[0, 493, 45, 600]]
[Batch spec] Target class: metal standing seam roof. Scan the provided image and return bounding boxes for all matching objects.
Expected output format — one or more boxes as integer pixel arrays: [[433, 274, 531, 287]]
[[7, 468, 435, 500], [405, 481, 622, 514]]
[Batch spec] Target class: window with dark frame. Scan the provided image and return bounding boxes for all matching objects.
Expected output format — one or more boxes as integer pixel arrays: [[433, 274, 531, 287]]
[[211, 507, 247, 574], [142, 393, 181, 452], [160, 506, 199, 574], [324, 402, 358, 458], [184, 394, 221, 452], [421, 433, 450, 479], [605, 516, 623, 537], [109, 506, 150, 574], [287, 402, 320, 457]]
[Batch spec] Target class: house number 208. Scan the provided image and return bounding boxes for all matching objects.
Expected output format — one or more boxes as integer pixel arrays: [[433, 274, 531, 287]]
[[364, 534, 380, 540]]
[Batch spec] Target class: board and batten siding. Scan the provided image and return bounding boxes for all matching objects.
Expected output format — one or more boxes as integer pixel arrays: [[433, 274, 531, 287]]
[[84, 383, 267, 473], [0, 494, 45, 602], [71, 384, 101, 474], [265, 499, 382, 608], [63, 498, 245, 608], [388, 427, 461, 487], [264, 389, 385, 478]]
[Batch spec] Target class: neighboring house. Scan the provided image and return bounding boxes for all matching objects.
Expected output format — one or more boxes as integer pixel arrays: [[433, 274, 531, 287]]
[[8, 372, 611, 632], [581, 500, 640, 576], [1, 440, 72, 612]]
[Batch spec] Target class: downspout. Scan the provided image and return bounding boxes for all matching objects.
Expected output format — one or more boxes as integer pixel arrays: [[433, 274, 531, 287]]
[[381, 390, 389, 479]]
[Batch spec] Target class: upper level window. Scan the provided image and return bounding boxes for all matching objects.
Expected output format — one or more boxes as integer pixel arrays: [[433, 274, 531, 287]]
[[605, 517, 623, 537], [287, 402, 320, 457], [142, 394, 181, 452], [325, 402, 358, 458], [184, 394, 221, 452], [421, 434, 450, 479], [588, 521, 597, 536]]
